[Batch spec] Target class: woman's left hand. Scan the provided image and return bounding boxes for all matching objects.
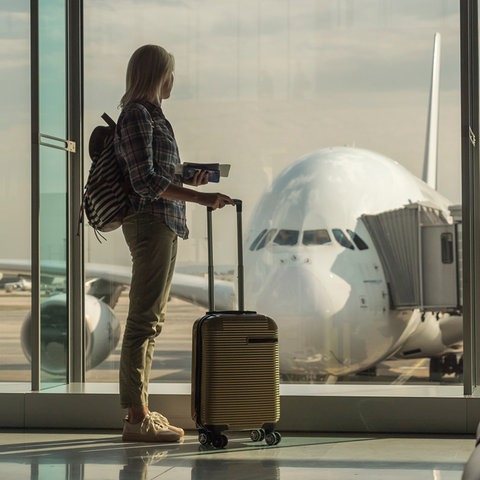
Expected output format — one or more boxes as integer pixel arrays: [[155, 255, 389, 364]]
[[184, 169, 209, 186]]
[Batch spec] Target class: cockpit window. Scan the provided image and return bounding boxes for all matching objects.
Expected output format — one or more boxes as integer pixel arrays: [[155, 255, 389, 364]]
[[255, 229, 277, 250], [332, 229, 355, 250], [251, 227, 364, 251], [273, 229, 299, 246], [347, 229, 369, 250], [249, 229, 268, 251], [302, 229, 331, 246]]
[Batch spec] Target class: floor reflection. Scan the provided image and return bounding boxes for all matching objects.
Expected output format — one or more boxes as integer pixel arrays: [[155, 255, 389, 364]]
[[0, 431, 472, 480]]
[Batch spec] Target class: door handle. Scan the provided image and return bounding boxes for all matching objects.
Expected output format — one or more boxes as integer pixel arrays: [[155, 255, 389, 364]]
[[39, 133, 76, 153]]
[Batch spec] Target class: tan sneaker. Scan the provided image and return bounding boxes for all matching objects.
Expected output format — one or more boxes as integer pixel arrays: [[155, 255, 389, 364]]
[[149, 411, 185, 437], [122, 414, 182, 443]]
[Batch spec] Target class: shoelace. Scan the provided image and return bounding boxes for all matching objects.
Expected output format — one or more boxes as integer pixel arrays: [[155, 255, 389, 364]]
[[141, 414, 168, 433], [149, 411, 170, 426]]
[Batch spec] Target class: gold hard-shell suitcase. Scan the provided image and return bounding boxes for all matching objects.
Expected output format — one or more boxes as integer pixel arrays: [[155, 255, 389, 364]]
[[191, 201, 281, 449]]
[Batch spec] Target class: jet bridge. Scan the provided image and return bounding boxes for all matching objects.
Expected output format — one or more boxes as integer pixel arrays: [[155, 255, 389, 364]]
[[361, 203, 462, 312]]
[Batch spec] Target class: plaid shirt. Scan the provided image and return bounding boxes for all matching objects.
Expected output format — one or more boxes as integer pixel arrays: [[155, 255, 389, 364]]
[[114, 101, 188, 239]]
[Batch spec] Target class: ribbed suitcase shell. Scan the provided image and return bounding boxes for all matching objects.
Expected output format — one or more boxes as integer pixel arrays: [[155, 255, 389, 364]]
[[192, 312, 280, 431]]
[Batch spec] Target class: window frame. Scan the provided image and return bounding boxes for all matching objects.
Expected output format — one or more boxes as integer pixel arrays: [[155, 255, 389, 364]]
[[1, 0, 478, 434]]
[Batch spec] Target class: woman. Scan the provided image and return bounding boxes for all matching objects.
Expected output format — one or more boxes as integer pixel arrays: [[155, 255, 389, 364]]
[[114, 44, 233, 442]]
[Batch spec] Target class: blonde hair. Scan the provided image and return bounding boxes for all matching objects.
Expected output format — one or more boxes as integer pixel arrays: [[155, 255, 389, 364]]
[[120, 44, 175, 107]]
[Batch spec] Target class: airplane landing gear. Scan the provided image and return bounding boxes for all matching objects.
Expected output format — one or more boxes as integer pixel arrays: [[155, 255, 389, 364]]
[[429, 353, 463, 382]]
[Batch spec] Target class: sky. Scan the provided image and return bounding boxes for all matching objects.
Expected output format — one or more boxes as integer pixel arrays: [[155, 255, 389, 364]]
[[0, 0, 462, 266]]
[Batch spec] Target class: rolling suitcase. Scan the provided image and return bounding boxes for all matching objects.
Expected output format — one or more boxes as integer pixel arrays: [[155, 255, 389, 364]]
[[191, 200, 281, 449]]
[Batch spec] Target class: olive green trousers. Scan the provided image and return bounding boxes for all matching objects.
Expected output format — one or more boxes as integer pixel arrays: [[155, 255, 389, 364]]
[[119, 213, 177, 409]]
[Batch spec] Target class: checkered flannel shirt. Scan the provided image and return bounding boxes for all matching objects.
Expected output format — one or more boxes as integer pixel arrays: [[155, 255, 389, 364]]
[[114, 101, 188, 239]]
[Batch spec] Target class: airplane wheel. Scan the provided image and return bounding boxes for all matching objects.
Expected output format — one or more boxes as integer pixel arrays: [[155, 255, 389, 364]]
[[429, 357, 442, 382], [443, 353, 459, 375], [457, 355, 464, 380]]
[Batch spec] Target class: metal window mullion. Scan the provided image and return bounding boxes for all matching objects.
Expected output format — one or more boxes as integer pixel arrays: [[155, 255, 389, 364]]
[[460, 0, 480, 396], [67, 0, 85, 384], [30, 0, 40, 392], [473, 0, 480, 395]]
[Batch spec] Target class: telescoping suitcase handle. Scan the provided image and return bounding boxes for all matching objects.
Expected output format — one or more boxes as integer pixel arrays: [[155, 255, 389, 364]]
[[207, 199, 244, 312]]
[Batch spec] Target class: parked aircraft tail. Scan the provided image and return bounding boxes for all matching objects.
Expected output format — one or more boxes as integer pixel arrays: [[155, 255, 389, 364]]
[[422, 32, 441, 190]]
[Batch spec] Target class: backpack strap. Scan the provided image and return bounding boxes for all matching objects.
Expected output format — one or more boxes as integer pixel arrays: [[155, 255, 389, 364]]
[[101, 112, 116, 129]]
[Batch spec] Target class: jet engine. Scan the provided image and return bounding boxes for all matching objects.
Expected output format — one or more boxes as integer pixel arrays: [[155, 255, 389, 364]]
[[20, 294, 121, 375]]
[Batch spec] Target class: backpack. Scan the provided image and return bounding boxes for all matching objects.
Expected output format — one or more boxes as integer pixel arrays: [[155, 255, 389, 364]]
[[81, 113, 131, 240]]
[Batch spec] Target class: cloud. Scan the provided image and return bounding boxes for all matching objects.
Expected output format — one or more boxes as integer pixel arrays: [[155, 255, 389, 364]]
[[83, 0, 460, 105], [0, 9, 29, 71], [0, 0, 463, 263]]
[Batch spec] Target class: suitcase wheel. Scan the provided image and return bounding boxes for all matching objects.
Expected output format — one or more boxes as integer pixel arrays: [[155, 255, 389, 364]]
[[250, 429, 265, 442], [212, 434, 228, 449], [265, 431, 282, 446], [198, 431, 212, 446], [198, 431, 228, 449]]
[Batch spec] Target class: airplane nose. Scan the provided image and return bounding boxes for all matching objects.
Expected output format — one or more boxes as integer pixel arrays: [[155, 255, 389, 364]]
[[255, 258, 332, 316], [253, 258, 338, 376]]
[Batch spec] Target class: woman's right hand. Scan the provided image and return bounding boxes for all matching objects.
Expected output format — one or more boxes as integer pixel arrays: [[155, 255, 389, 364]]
[[197, 192, 235, 210]]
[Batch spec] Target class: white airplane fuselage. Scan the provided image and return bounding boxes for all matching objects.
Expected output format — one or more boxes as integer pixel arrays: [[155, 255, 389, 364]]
[[244, 146, 457, 377]]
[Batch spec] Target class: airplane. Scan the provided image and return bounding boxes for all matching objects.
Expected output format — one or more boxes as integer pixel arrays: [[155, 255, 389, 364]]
[[3, 276, 31, 293], [0, 32, 463, 381], [243, 145, 462, 381]]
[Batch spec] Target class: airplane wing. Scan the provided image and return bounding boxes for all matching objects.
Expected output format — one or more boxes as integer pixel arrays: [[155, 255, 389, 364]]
[[87, 263, 236, 310], [0, 259, 235, 310]]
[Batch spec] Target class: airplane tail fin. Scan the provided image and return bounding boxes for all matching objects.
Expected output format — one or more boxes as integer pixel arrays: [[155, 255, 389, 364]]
[[422, 32, 441, 190]]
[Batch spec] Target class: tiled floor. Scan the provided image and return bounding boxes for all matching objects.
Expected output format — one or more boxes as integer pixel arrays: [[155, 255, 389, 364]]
[[0, 429, 475, 479]]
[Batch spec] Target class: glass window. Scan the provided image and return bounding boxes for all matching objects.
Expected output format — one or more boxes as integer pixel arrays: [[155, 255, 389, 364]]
[[332, 229, 355, 250], [441, 232, 454, 264], [256, 229, 278, 250], [37, 0, 69, 388], [302, 229, 331, 246], [0, 1, 31, 383], [273, 229, 299, 246], [249, 229, 268, 251], [83, 0, 462, 388], [347, 229, 369, 250]]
